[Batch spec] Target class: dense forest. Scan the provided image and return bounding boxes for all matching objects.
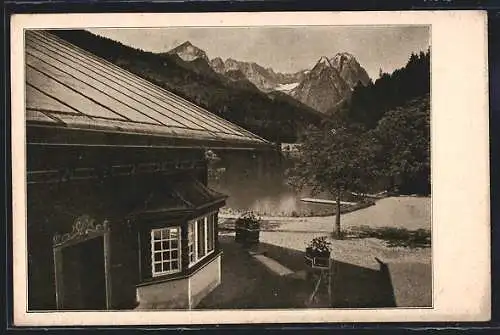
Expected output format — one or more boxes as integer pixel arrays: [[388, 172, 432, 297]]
[[50, 30, 326, 143], [291, 50, 431, 199], [332, 49, 430, 130]]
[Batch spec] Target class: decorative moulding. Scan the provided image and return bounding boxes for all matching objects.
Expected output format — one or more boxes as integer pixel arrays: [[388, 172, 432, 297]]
[[53, 214, 110, 248]]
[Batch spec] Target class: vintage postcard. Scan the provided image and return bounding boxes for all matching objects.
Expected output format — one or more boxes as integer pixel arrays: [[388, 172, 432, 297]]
[[11, 11, 490, 325]]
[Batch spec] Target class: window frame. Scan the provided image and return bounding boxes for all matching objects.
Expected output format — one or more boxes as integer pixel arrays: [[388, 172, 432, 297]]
[[207, 212, 216, 253], [188, 211, 217, 267], [150, 226, 182, 277]]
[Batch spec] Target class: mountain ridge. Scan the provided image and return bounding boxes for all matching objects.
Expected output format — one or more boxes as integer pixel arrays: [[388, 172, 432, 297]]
[[165, 40, 371, 114]]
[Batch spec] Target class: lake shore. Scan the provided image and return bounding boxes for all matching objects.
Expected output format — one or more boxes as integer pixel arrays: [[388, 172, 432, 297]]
[[220, 196, 431, 232]]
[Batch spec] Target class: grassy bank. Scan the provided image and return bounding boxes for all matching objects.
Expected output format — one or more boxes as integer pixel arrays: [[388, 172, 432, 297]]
[[344, 226, 431, 248]]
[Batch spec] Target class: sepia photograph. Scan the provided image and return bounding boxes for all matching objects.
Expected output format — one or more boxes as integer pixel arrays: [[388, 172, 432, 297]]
[[11, 11, 489, 325]]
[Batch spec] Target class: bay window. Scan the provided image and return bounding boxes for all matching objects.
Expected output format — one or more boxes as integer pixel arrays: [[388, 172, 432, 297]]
[[149, 211, 218, 278]]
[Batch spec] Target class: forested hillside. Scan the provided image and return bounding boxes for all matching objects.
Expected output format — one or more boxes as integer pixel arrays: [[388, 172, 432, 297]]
[[291, 49, 431, 197], [332, 49, 430, 130]]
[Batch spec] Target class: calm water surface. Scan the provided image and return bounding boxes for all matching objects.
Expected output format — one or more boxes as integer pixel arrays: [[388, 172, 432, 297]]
[[209, 179, 334, 217]]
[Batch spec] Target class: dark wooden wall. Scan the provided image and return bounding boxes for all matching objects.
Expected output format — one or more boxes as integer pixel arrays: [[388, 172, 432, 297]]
[[26, 144, 208, 310]]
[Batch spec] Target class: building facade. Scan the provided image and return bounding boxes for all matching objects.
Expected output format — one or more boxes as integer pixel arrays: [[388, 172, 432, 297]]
[[25, 30, 272, 310]]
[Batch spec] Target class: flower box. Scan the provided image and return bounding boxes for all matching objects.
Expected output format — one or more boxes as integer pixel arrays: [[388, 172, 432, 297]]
[[235, 227, 260, 244], [305, 247, 331, 269], [235, 212, 261, 245], [305, 236, 331, 269]]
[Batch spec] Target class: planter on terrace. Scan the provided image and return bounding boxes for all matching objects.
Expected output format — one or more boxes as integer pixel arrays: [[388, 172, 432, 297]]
[[235, 211, 261, 246], [305, 236, 331, 269]]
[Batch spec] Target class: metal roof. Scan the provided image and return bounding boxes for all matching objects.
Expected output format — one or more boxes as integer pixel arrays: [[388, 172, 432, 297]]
[[25, 30, 272, 149]]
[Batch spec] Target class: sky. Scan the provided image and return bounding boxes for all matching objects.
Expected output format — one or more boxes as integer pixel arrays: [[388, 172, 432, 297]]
[[87, 26, 430, 80]]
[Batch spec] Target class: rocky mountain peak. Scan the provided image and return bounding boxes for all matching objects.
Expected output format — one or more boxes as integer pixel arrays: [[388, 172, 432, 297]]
[[167, 41, 209, 62], [330, 52, 370, 88], [178, 40, 193, 48], [290, 52, 370, 113], [317, 56, 332, 66], [312, 56, 333, 71], [210, 57, 225, 72], [330, 52, 355, 70]]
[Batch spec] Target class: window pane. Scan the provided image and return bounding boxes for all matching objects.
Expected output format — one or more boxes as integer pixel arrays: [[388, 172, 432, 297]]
[[207, 216, 215, 252], [162, 240, 169, 249], [154, 252, 162, 262], [197, 219, 206, 258], [154, 263, 162, 273], [171, 239, 178, 249], [172, 250, 179, 260], [154, 241, 162, 251], [164, 262, 171, 271], [170, 228, 179, 239], [153, 230, 162, 240], [172, 261, 179, 270], [163, 251, 170, 260]]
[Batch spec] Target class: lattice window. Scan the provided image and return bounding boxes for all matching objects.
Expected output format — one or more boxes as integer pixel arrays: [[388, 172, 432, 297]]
[[151, 227, 181, 277]]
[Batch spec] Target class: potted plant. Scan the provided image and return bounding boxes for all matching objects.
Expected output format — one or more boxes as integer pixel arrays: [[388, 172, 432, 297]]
[[235, 211, 261, 246], [305, 236, 332, 269]]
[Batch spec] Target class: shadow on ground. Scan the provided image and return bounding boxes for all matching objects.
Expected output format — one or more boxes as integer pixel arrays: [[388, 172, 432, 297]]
[[197, 236, 396, 309], [261, 241, 396, 308]]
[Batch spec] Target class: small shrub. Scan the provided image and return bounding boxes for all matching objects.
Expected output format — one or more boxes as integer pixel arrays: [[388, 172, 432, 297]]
[[307, 236, 332, 254], [235, 211, 262, 230]]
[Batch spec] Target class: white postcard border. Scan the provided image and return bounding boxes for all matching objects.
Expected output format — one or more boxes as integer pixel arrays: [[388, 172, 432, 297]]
[[11, 10, 490, 325]]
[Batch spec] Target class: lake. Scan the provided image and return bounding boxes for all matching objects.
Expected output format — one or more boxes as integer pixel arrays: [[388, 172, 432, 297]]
[[209, 178, 336, 217]]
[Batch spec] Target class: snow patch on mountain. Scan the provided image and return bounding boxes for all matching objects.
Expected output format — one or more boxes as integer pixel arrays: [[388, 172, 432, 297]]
[[275, 82, 300, 93]]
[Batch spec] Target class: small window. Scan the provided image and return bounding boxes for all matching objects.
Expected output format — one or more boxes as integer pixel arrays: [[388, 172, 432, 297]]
[[197, 219, 206, 259], [188, 221, 196, 265], [151, 227, 181, 277], [188, 212, 217, 267]]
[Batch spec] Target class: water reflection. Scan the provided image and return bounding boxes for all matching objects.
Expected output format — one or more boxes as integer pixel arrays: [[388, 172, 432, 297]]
[[209, 178, 334, 217]]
